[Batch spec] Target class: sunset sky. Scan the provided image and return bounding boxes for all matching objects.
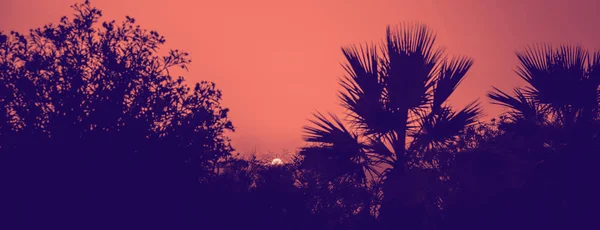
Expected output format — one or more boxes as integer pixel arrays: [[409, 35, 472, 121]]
[[2, 0, 599, 155]]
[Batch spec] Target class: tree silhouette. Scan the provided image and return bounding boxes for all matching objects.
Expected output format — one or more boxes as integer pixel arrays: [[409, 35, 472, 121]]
[[0, 1, 233, 228], [299, 23, 481, 229], [485, 45, 600, 229]]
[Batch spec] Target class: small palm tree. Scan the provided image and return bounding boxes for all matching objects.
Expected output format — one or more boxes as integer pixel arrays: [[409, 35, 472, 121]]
[[487, 45, 600, 226], [299, 23, 481, 228], [489, 45, 600, 139], [488, 45, 600, 164]]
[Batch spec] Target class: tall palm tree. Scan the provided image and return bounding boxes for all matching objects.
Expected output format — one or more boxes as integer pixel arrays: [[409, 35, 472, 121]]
[[299, 23, 481, 229]]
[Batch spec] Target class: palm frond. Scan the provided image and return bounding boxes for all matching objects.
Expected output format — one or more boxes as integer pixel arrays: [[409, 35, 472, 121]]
[[452, 100, 484, 128], [301, 112, 376, 183], [488, 87, 541, 121], [588, 51, 600, 113], [303, 112, 355, 144], [433, 56, 473, 112], [386, 22, 443, 64], [365, 134, 395, 162], [588, 51, 600, 86], [516, 44, 591, 107], [410, 101, 482, 152], [338, 83, 389, 134], [382, 22, 445, 111], [338, 44, 389, 134], [515, 44, 553, 84], [340, 44, 381, 99]]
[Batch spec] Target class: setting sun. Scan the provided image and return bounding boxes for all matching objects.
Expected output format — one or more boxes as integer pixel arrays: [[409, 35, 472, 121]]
[[271, 158, 283, 165]]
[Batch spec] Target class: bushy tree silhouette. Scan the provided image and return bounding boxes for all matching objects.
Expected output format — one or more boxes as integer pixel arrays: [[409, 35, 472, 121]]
[[0, 1, 233, 229]]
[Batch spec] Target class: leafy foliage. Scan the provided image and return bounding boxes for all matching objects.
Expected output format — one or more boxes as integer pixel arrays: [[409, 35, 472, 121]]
[[0, 1, 233, 172]]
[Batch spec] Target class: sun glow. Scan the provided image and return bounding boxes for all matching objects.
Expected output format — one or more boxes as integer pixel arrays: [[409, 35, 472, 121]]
[[271, 158, 284, 165]]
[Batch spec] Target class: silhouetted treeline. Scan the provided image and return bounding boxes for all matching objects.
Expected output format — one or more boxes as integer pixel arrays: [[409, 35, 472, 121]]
[[1, 1, 598, 230]]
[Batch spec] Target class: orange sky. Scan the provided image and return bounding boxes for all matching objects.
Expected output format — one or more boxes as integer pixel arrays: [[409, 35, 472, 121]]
[[2, 0, 599, 155]]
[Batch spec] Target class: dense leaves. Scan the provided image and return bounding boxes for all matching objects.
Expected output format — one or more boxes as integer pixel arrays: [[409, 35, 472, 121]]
[[0, 1, 235, 229]]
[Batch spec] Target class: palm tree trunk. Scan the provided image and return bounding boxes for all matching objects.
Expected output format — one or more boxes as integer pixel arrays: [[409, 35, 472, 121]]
[[380, 109, 410, 229], [393, 109, 409, 171]]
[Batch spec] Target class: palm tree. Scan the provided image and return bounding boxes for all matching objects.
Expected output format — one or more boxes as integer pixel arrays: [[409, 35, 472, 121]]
[[488, 45, 599, 141], [487, 45, 600, 228], [488, 45, 600, 167], [299, 23, 481, 229]]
